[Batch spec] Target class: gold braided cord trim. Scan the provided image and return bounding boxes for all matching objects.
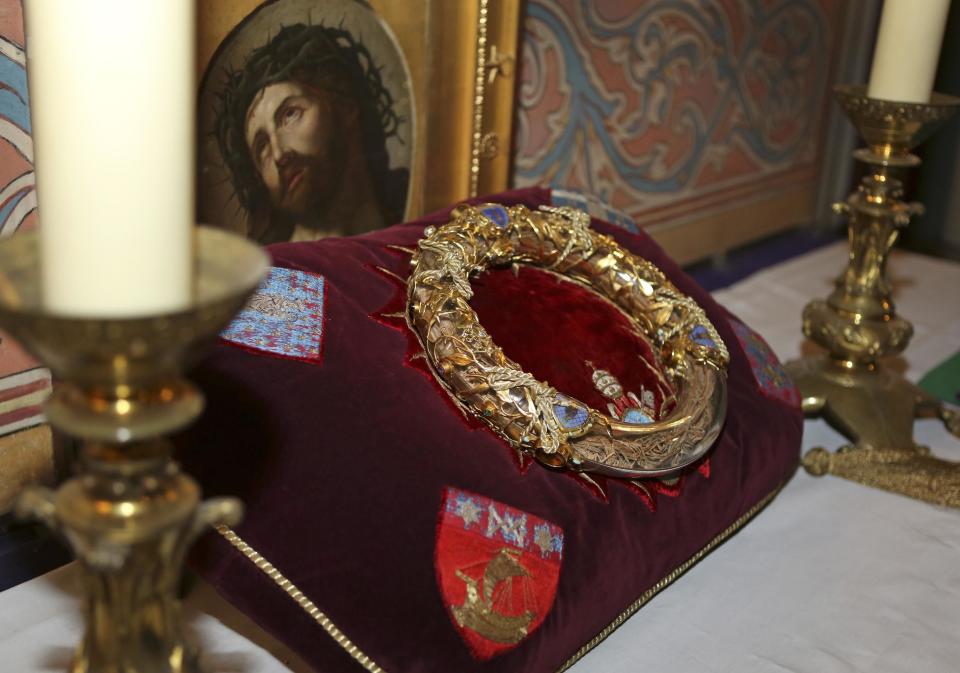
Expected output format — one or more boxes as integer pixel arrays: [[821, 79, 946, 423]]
[[216, 485, 780, 673], [215, 525, 386, 673], [556, 485, 783, 672], [803, 445, 960, 508]]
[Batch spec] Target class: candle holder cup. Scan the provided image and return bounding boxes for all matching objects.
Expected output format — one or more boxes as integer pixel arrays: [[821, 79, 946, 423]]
[[785, 84, 960, 506], [0, 227, 268, 673]]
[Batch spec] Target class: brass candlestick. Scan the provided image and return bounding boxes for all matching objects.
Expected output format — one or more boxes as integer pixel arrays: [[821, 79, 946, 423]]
[[786, 84, 960, 506], [0, 227, 268, 672]]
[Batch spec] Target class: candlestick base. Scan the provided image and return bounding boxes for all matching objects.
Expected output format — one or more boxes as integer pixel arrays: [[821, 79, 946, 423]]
[[788, 354, 960, 507], [0, 227, 268, 673], [786, 355, 956, 447], [18, 461, 241, 673]]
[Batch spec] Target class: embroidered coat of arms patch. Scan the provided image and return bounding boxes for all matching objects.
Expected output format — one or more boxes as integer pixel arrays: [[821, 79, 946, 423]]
[[220, 266, 325, 363], [728, 318, 800, 407], [436, 487, 564, 660]]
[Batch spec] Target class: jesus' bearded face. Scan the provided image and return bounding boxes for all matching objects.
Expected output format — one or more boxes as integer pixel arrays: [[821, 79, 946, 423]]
[[244, 81, 352, 222]]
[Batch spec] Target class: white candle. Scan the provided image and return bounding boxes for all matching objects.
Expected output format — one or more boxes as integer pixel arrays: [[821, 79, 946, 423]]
[[25, 1, 194, 317], [867, 0, 952, 103]]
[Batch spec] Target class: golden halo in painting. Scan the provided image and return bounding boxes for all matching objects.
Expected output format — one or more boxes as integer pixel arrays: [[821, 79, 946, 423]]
[[198, 0, 414, 244]]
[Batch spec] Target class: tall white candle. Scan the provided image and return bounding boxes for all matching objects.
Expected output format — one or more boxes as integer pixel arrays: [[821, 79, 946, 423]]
[[867, 0, 952, 103], [25, 1, 194, 317]]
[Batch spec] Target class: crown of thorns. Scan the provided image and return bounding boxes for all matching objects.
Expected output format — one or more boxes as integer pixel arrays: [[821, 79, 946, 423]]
[[214, 22, 402, 211]]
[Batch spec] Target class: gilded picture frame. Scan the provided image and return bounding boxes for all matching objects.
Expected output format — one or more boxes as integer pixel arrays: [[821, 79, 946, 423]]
[[196, 0, 521, 242]]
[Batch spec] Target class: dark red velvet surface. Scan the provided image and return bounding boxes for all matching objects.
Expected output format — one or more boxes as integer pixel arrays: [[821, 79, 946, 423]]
[[471, 267, 673, 417], [177, 187, 802, 672]]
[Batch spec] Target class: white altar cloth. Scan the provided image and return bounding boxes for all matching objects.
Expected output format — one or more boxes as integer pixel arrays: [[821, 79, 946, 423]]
[[1, 242, 958, 673]]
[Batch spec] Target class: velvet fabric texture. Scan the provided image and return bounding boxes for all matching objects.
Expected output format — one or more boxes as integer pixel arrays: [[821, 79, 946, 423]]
[[177, 187, 802, 672], [471, 266, 674, 419]]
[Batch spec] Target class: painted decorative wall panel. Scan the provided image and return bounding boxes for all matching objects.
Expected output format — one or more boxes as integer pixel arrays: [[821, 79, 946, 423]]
[[0, 0, 49, 440], [513, 0, 841, 257]]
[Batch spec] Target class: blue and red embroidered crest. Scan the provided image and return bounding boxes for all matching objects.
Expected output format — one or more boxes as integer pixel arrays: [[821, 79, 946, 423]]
[[436, 487, 564, 660], [221, 267, 325, 363], [728, 318, 800, 407]]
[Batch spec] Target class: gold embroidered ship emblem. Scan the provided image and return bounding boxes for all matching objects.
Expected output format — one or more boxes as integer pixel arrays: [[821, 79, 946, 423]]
[[451, 548, 536, 644]]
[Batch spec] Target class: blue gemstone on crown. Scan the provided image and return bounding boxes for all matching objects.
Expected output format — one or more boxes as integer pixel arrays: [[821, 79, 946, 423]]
[[622, 408, 654, 425], [480, 204, 510, 228], [553, 395, 589, 430], [690, 324, 717, 349]]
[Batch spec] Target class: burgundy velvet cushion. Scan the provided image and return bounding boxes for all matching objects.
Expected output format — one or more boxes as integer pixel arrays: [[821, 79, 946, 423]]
[[177, 187, 801, 672]]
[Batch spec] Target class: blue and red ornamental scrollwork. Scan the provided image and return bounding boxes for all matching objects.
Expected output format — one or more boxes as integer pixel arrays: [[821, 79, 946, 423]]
[[514, 0, 839, 227]]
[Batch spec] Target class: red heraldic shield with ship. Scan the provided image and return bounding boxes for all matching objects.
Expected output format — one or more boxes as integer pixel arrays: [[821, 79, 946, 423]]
[[436, 487, 564, 660]]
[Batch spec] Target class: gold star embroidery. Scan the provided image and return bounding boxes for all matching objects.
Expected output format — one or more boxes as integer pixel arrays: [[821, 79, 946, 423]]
[[457, 498, 481, 528]]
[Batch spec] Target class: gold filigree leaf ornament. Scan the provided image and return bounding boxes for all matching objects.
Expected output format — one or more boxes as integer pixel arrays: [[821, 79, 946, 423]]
[[406, 203, 729, 478]]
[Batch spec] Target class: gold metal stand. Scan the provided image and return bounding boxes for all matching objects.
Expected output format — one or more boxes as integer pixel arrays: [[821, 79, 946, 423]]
[[786, 84, 960, 507], [0, 228, 268, 672]]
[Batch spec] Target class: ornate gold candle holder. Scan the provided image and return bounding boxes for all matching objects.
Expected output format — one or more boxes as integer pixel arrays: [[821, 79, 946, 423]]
[[786, 84, 960, 506], [0, 228, 268, 672]]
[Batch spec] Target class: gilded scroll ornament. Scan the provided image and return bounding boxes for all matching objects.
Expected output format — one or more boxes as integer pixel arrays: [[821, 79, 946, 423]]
[[406, 203, 728, 478]]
